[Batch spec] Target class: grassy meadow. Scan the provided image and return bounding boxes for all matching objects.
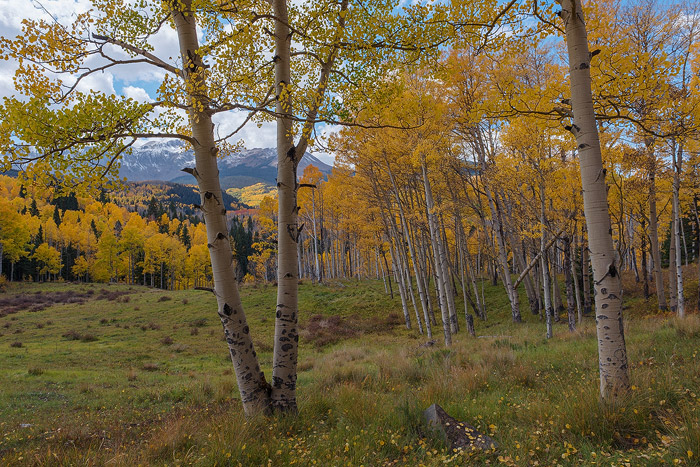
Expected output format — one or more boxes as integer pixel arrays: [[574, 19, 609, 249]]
[[0, 273, 699, 466]]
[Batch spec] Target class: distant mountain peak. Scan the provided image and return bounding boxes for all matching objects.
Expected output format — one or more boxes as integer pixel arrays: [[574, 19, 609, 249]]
[[120, 141, 332, 189]]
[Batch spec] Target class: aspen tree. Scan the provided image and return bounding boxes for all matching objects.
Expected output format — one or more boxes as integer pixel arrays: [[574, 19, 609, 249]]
[[559, 0, 630, 400]]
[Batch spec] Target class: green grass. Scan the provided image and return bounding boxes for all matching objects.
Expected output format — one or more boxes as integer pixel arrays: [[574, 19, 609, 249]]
[[0, 275, 699, 466]]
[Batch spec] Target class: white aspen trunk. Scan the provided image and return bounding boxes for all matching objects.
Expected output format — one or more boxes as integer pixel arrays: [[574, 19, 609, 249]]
[[647, 144, 668, 310], [672, 140, 685, 318], [561, 0, 630, 401], [390, 239, 412, 329], [693, 199, 700, 310], [271, 0, 300, 412], [382, 245, 394, 299], [457, 223, 476, 336], [582, 233, 591, 314], [489, 194, 520, 321], [422, 161, 451, 345], [540, 188, 553, 339], [563, 235, 576, 332], [172, 0, 269, 415], [464, 237, 486, 320], [478, 244, 487, 319], [420, 234, 439, 325], [476, 148, 520, 321], [572, 232, 583, 324], [511, 232, 540, 315], [669, 218, 678, 312], [388, 162, 432, 337], [438, 213, 459, 333], [393, 221, 420, 332]]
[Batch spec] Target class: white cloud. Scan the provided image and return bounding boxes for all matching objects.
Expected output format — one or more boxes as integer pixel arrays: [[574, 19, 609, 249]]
[[212, 111, 277, 149], [122, 85, 152, 102], [72, 71, 115, 95]]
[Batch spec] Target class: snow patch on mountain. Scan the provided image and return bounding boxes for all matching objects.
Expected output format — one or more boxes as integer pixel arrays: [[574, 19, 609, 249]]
[[119, 140, 333, 188]]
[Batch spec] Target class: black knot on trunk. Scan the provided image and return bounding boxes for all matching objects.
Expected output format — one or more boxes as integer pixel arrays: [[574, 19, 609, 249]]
[[286, 145, 296, 160]]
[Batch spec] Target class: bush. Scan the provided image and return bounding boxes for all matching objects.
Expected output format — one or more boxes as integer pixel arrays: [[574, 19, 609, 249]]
[[80, 333, 98, 342], [191, 318, 207, 328], [62, 330, 98, 342], [62, 330, 82, 340]]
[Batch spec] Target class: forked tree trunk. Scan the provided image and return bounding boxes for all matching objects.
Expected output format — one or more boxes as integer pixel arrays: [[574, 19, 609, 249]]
[[173, 1, 269, 415], [561, 0, 630, 401]]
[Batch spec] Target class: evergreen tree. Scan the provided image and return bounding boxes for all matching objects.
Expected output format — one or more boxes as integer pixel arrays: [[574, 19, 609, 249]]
[[98, 189, 110, 204], [181, 223, 191, 249], [91, 219, 100, 239], [53, 205, 62, 227], [29, 199, 39, 216], [35, 225, 43, 246], [53, 191, 79, 211], [146, 196, 159, 219]]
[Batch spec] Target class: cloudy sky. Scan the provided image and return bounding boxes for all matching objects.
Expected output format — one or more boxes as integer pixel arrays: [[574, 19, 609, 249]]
[[0, 0, 337, 164]]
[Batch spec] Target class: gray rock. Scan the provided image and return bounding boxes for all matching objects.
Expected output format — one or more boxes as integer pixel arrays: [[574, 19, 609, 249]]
[[424, 404, 498, 453]]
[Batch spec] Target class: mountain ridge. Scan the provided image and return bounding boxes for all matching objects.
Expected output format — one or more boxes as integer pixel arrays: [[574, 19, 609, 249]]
[[119, 140, 333, 189]]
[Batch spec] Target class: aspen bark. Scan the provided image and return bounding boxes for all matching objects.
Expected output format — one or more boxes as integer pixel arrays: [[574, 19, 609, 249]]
[[487, 192, 520, 322], [388, 164, 432, 337], [561, 0, 630, 401], [173, 1, 269, 415], [571, 232, 583, 324], [439, 213, 459, 333], [641, 220, 650, 299], [422, 161, 451, 345], [540, 189, 553, 339], [693, 198, 700, 310], [312, 189, 320, 282], [390, 241, 412, 328], [511, 232, 539, 315], [563, 235, 576, 332], [669, 219, 678, 312], [271, 0, 301, 412], [672, 140, 685, 318], [457, 226, 475, 336], [582, 233, 591, 314], [552, 267, 564, 319], [647, 144, 668, 310]]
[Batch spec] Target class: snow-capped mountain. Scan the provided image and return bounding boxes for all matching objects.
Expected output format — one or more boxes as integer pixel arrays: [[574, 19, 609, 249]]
[[119, 140, 333, 188]]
